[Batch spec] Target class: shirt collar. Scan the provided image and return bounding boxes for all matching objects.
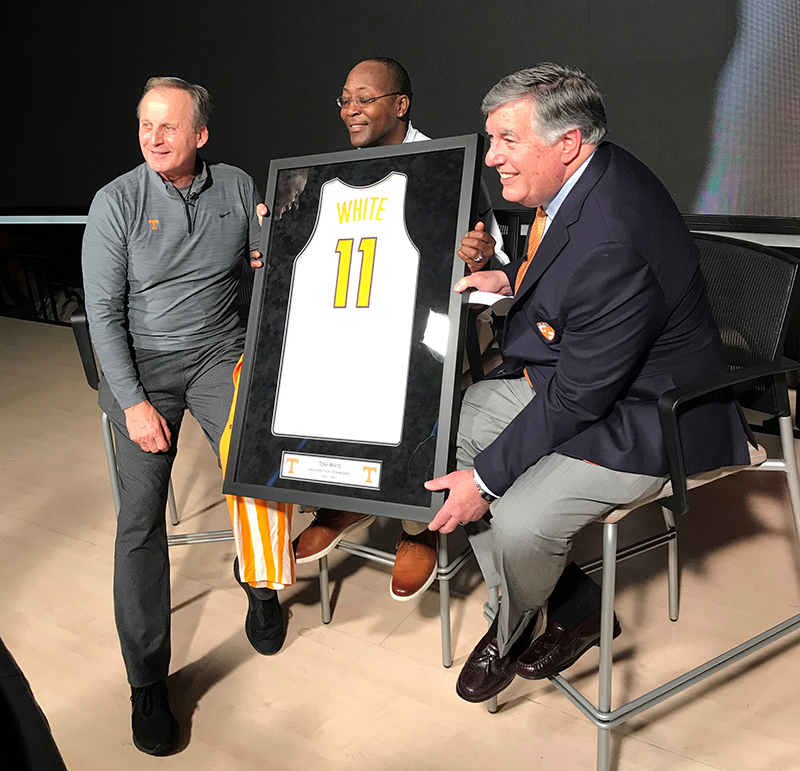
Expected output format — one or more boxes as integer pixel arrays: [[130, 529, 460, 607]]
[[402, 122, 429, 143], [542, 150, 595, 225], [147, 154, 208, 196], [193, 155, 208, 188]]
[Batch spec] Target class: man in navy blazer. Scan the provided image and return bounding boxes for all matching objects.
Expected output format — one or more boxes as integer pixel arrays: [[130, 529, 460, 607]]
[[425, 64, 750, 702]]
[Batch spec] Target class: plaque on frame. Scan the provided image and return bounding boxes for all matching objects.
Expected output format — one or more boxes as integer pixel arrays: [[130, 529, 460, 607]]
[[222, 134, 484, 523]]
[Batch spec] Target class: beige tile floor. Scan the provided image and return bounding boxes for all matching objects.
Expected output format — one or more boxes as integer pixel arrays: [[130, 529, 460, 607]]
[[2, 316, 800, 771]]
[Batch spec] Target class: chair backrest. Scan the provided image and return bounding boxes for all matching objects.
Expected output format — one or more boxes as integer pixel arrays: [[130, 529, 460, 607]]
[[693, 233, 800, 414], [492, 208, 534, 262], [70, 303, 100, 390], [0, 248, 68, 324]]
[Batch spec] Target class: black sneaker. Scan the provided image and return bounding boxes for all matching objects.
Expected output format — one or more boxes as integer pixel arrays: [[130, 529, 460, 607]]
[[130, 680, 179, 755], [233, 558, 287, 655]]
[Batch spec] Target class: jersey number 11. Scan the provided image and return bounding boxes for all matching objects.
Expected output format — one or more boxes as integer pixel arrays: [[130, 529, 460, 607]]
[[334, 237, 377, 309]]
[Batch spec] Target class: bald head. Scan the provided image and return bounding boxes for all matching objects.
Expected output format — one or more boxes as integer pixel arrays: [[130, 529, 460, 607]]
[[357, 58, 412, 99], [349, 60, 394, 94]]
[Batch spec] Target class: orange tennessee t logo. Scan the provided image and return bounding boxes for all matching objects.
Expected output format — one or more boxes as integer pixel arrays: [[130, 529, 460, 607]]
[[285, 457, 299, 474], [363, 466, 377, 484], [148, 219, 159, 230], [536, 322, 556, 341]]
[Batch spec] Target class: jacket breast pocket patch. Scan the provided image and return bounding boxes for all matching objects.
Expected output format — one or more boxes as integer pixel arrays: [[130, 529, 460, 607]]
[[536, 321, 558, 342]]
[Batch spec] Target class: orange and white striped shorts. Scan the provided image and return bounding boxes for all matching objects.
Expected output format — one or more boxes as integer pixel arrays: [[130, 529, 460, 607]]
[[219, 357, 296, 590]]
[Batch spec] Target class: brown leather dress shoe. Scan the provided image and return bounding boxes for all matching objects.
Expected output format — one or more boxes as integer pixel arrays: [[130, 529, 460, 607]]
[[390, 529, 438, 601], [456, 614, 545, 703], [294, 510, 375, 563], [515, 611, 622, 680]]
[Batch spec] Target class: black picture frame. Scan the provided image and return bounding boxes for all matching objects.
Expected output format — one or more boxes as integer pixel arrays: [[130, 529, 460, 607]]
[[222, 134, 484, 523]]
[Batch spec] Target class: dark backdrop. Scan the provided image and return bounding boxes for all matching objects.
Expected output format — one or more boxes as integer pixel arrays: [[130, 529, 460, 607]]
[[0, 0, 736, 211]]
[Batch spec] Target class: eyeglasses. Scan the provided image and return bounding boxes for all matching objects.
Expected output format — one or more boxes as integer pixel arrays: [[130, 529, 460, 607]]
[[336, 92, 402, 109]]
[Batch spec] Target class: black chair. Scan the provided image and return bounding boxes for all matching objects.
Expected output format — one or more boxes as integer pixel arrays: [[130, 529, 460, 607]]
[[482, 232, 800, 771], [492, 208, 531, 262], [0, 247, 82, 325]]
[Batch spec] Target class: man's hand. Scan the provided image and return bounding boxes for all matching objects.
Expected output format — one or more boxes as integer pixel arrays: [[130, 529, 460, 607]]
[[124, 400, 171, 453], [454, 268, 512, 296], [425, 470, 490, 534], [250, 203, 270, 268], [457, 221, 496, 273]]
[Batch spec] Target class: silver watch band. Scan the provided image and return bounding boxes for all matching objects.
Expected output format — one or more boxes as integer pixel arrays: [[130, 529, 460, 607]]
[[473, 470, 497, 503]]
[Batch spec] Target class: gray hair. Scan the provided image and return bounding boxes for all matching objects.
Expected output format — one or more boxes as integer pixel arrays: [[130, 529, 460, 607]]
[[137, 77, 213, 131], [482, 63, 607, 146]]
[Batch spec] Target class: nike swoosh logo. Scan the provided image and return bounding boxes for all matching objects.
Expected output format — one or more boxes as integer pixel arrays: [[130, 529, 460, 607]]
[[219, 211, 232, 218]]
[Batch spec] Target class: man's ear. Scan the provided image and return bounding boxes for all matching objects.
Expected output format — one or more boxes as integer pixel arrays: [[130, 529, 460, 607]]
[[397, 95, 410, 119], [560, 128, 583, 164], [196, 126, 209, 149]]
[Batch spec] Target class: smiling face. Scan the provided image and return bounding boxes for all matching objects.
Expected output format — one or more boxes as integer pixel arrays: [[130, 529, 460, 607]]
[[339, 61, 409, 148], [484, 98, 569, 209], [138, 87, 208, 186]]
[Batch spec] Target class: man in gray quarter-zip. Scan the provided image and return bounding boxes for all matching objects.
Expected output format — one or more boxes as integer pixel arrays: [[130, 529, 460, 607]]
[[82, 77, 284, 757]]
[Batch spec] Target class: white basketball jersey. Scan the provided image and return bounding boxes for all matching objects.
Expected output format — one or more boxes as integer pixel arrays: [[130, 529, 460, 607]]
[[272, 172, 420, 445]]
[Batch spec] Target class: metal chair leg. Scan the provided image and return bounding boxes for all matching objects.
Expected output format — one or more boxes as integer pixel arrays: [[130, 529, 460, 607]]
[[101, 413, 121, 516], [319, 555, 332, 624], [779, 415, 800, 545], [661, 506, 680, 621], [167, 479, 179, 526], [596, 521, 618, 771], [438, 532, 453, 668], [487, 584, 501, 714]]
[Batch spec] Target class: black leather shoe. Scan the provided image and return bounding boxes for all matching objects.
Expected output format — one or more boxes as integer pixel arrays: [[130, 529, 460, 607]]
[[130, 680, 179, 755], [456, 615, 543, 703], [516, 611, 622, 680], [233, 558, 286, 655]]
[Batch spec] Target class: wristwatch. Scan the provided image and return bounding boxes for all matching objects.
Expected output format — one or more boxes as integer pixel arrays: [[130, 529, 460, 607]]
[[473, 470, 498, 504]]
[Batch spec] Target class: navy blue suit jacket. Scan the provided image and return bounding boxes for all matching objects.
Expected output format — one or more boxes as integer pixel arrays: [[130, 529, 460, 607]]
[[474, 142, 750, 497]]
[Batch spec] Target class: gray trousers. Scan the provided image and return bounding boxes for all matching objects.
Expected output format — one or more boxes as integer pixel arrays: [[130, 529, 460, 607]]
[[457, 378, 665, 657], [99, 338, 243, 687]]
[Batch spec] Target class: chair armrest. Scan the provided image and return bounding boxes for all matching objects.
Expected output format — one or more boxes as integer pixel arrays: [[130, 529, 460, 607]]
[[465, 305, 486, 384], [656, 357, 800, 514], [70, 303, 100, 390]]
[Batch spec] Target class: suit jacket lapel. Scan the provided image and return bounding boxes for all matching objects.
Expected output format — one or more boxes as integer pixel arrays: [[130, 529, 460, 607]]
[[511, 143, 612, 305]]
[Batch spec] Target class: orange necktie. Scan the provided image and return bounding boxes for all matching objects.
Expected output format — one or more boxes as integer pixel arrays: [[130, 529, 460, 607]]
[[514, 207, 548, 294], [517, 207, 548, 388]]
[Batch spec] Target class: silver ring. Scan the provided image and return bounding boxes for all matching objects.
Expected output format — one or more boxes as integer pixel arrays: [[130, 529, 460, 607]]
[[474, 254, 484, 263]]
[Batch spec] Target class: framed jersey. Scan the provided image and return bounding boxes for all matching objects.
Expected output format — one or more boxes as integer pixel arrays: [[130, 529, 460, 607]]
[[223, 135, 484, 523]]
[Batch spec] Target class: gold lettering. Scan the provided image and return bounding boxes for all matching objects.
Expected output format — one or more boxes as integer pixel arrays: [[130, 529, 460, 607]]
[[356, 238, 376, 308], [337, 197, 389, 223], [336, 201, 352, 224], [334, 239, 353, 308]]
